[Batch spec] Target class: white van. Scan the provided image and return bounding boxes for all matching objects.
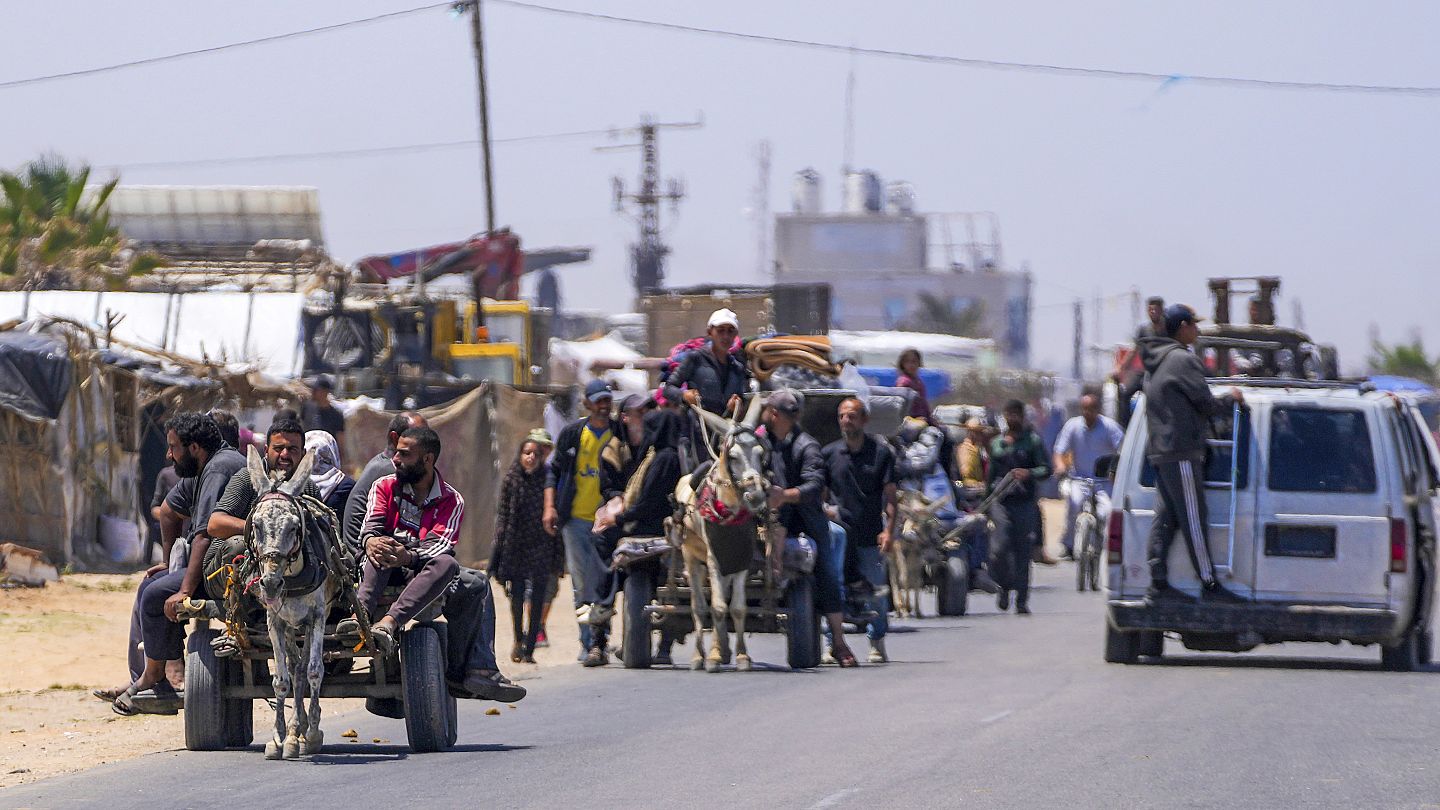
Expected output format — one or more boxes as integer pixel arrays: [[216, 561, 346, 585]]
[[1103, 380, 1438, 669]]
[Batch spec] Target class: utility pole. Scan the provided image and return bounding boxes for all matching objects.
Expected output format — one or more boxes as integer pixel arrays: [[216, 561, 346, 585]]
[[753, 140, 772, 279], [457, 0, 496, 232], [1072, 299, 1084, 380], [602, 115, 703, 301]]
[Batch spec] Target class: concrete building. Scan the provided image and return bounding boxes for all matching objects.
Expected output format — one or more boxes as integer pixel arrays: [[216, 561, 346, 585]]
[[774, 170, 1032, 367]]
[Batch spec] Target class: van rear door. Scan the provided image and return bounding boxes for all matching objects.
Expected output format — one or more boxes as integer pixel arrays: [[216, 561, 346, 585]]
[[1251, 404, 1389, 605]]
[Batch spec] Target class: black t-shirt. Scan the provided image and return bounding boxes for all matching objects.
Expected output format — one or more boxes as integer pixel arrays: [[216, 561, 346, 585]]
[[215, 466, 322, 521], [302, 401, 346, 437], [165, 448, 246, 539], [822, 435, 896, 547], [151, 466, 180, 510]]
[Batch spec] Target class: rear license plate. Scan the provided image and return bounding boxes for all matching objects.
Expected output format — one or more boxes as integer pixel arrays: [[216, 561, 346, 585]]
[[1264, 525, 1336, 558]]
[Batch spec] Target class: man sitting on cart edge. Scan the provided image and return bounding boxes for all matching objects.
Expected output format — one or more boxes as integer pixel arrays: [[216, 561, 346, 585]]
[[347, 426, 526, 702]]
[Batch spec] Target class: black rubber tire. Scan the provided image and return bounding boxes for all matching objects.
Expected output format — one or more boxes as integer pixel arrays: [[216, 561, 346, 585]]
[[1420, 629, 1434, 667], [184, 626, 228, 751], [1104, 622, 1141, 665], [366, 697, 405, 719], [937, 556, 970, 616], [785, 575, 822, 670], [622, 568, 655, 670], [1138, 630, 1165, 658], [401, 626, 454, 752], [1381, 626, 1424, 672]]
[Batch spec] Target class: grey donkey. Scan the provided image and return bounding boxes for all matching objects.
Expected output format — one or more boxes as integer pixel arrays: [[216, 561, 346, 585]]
[[245, 445, 340, 760]]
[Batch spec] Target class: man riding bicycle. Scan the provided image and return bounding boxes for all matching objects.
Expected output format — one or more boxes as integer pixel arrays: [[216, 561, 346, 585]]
[[1053, 394, 1124, 559]]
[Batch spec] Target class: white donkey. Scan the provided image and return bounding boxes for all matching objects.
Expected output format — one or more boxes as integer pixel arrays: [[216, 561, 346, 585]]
[[245, 446, 340, 760], [673, 396, 772, 672]]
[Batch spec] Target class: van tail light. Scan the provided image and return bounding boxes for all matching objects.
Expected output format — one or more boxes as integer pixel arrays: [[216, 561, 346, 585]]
[[1107, 511, 1124, 565], [1390, 518, 1408, 574]]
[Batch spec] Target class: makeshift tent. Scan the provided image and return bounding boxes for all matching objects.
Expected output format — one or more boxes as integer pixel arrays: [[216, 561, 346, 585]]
[[548, 332, 649, 396]]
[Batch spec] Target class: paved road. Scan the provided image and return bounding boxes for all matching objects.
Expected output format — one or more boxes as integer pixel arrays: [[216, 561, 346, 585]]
[[8, 564, 1440, 809]]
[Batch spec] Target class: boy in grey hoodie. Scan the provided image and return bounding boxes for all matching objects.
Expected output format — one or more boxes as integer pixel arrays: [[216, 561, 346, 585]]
[[1139, 304, 1244, 603]]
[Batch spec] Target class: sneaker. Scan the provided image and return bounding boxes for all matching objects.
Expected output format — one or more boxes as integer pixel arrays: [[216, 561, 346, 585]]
[[535, 630, 549, 649], [868, 639, 888, 664], [583, 646, 610, 667], [459, 669, 527, 702], [1016, 603, 1032, 615], [971, 569, 1001, 595], [653, 648, 673, 666], [997, 590, 1011, 611], [588, 604, 616, 625]]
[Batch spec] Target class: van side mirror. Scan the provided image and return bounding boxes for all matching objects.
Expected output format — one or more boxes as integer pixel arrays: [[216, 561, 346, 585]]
[[1093, 454, 1118, 481]]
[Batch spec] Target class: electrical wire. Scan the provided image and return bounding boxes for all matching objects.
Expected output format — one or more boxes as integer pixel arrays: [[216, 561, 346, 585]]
[[0, 2, 453, 91], [95, 126, 630, 171], [489, 0, 1440, 97]]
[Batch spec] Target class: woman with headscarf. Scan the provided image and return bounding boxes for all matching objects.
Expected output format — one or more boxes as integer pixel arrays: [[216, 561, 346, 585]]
[[305, 429, 354, 514], [491, 435, 562, 663]]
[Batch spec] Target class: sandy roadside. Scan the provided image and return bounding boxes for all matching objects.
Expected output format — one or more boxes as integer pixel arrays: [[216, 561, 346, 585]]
[[0, 573, 581, 789]]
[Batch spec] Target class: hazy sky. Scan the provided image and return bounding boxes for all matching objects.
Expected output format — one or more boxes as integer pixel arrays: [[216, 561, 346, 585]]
[[3, 1, 1437, 373]]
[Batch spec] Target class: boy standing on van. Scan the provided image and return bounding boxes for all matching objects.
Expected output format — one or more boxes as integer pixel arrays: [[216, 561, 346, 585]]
[[1139, 304, 1244, 603]]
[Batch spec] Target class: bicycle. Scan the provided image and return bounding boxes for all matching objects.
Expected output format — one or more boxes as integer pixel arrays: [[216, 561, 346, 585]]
[[1069, 476, 1105, 592]]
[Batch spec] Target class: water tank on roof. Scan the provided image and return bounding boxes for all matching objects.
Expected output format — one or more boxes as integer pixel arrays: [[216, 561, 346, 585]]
[[885, 181, 916, 215], [792, 169, 823, 214], [843, 170, 882, 214]]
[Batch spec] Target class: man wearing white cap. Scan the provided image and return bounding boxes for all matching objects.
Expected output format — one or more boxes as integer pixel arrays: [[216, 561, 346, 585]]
[[661, 308, 750, 418]]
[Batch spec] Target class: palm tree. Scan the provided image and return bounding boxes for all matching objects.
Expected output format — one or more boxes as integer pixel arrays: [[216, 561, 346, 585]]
[[1369, 339, 1440, 385], [912, 292, 989, 337], [0, 157, 163, 290]]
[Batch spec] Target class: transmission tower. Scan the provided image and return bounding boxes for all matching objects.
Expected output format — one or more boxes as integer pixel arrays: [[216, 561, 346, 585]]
[[602, 114, 702, 299]]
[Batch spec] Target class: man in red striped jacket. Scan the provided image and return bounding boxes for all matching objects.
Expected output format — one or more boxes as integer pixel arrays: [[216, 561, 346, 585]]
[[356, 427, 465, 653]]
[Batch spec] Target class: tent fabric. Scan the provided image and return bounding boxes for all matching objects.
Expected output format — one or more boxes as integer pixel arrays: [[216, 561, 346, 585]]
[[0, 331, 72, 420], [342, 383, 549, 565]]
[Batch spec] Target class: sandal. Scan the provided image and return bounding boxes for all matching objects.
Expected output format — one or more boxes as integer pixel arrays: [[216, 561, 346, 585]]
[[112, 683, 182, 717], [93, 685, 128, 703], [832, 647, 859, 668]]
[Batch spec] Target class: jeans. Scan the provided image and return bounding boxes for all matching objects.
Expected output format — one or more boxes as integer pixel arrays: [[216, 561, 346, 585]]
[[807, 518, 844, 616], [855, 545, 889, 641], [1060, 478, 1112, 554], [444, 567, 500, 678], [561, 518, 608, 651]]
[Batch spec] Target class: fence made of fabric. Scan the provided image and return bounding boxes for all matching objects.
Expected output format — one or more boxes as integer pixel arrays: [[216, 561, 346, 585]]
[[342, 383, 548, 566]]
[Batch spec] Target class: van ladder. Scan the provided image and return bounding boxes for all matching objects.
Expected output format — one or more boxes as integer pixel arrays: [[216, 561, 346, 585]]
[[1203, 400, 1243, 574]]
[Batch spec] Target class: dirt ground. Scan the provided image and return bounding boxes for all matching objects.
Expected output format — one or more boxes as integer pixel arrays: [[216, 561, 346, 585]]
[[0, 573, 581, 789]]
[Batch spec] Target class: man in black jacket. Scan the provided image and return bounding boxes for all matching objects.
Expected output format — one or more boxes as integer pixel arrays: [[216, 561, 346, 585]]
[[764, 389, 857, 666], [662, 308, 749, 417], [1140, 304, 1244, 603], [987, 400, 1052, 614]]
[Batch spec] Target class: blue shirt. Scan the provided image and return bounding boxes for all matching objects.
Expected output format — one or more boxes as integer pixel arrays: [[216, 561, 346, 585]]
[[1053, 415, 1124, 482]]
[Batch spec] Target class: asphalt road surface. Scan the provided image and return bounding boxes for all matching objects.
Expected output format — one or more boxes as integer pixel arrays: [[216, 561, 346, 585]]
[[8, 564, 1440, 810]]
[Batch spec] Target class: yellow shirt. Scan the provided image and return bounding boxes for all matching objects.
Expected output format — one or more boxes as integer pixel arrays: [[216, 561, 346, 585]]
[[570, 424, 613, 521]]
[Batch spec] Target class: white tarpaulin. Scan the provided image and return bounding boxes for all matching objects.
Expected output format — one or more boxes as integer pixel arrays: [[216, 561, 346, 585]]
[[0, 290, 303, 378], [829, 330, 998, 370], [548, 332, 649, 395]]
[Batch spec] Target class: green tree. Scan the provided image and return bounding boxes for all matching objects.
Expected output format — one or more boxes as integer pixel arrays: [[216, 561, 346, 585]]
[[1369, 338, 1440, 385], [0, 157, 163, 290], [912, 292, 989, 338]]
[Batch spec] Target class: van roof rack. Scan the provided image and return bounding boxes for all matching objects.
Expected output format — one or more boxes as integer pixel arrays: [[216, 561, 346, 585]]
[[1207, 377, 1375, 392]]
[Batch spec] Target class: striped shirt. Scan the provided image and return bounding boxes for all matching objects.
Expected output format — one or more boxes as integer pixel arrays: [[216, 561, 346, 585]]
[[360, 471, 465, 561]]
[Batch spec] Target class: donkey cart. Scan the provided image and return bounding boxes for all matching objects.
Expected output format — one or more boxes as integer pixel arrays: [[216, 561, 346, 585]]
[[612, 527, 823, 671], [181, 594, 458, 754]]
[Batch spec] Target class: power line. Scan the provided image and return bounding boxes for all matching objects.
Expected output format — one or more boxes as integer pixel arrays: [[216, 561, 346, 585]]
[[94, 126, 631, 171], [0, 2, 453, 91], [490, 0, 1440, 97]]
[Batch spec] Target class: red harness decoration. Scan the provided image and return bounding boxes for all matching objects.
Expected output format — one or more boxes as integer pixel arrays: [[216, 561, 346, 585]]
[[697, 481, 752, 527]]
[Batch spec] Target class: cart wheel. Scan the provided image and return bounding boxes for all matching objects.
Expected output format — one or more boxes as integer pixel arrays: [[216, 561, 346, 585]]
[[184, 626, 228, 751], [937, 556, 969, 616], [622, 568, 655, 670], [366, 697, 405, 719], [785, 574, 822, 669], [401, 626, 454, 752], [1104, 621, 1141, 665]]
